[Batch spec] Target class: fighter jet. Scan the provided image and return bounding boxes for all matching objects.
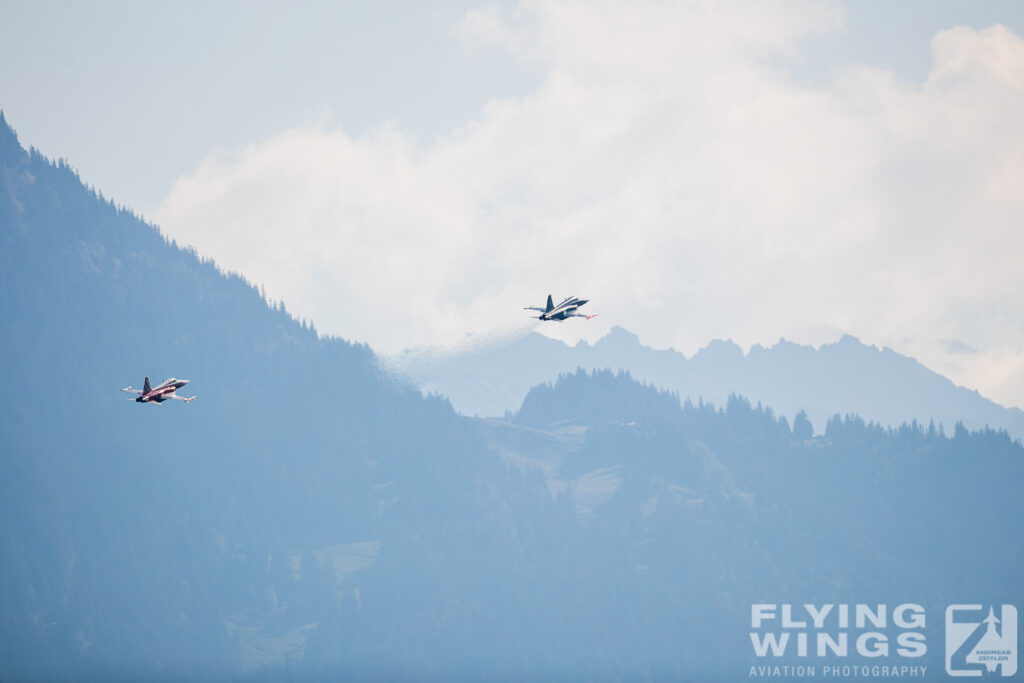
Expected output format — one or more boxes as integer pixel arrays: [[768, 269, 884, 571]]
[[525, 295, 597, 321], [121, 376, 196, 404]]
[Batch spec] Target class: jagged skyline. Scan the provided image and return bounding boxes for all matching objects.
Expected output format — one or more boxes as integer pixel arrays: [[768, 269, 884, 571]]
[[393, 324, 1024, 436], [3, 1, 1023, 409], [3, 76, 1023, 683]]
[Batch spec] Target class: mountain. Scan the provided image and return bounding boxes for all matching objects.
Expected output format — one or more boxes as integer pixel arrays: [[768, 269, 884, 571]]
[[482, 369, 1023, 681], [394, 325, 1024, 440], [0, 112, 573, 680], [2, 113, 1022, 682]]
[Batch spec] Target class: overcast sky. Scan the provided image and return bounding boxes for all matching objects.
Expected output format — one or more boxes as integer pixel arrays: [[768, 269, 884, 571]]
[[3, 0, 1024, 409]]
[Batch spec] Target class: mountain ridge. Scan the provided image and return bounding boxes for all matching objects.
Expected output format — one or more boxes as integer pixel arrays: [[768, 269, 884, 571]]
[[394, 323, 1024, 441], [3, 112, 1023, 682]]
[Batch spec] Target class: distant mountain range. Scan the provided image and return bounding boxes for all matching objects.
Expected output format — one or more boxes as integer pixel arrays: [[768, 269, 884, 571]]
[[393, 325, 1024, 440], [2, 111, 1022, 682]]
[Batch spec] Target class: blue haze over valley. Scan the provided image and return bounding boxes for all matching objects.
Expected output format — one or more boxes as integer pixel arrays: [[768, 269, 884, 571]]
[[1, 114, 1022, 680]]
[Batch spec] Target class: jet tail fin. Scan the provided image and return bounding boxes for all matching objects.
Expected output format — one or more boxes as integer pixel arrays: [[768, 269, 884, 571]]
[[143, 376, 151, 394], [545, 295, 554, 313]]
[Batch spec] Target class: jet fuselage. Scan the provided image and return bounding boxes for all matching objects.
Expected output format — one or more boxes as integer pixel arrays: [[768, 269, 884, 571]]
[[538, 296, 590, 321], [137, 378, 189, 403]]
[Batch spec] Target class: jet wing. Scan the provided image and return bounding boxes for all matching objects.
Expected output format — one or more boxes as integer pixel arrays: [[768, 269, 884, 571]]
[[168, 394, 197, 403], [120, 387, 143, 395]]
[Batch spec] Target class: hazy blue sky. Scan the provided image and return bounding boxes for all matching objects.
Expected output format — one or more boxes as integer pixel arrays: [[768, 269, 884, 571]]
[[1, 0, 540, 209], [3, 1, 1024, 407]]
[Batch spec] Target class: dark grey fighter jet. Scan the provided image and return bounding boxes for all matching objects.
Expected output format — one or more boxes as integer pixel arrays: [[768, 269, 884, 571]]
[[121, 376, 196, 404], [525, 295, 597, 321]]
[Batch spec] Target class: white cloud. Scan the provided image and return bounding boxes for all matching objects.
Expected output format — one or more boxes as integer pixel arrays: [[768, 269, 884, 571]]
[[153, 2, 1024, 409]]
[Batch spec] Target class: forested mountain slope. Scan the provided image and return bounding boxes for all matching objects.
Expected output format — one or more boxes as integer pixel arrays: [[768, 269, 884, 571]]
[[2, 114, 1021, 682]]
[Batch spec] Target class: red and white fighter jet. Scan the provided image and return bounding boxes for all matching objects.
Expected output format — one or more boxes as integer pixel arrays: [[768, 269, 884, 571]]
[[121, 376, 196, 404]]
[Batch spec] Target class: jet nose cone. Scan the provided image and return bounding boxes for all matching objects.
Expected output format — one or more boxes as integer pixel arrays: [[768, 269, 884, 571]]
[[579, 299, 588, 305]]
